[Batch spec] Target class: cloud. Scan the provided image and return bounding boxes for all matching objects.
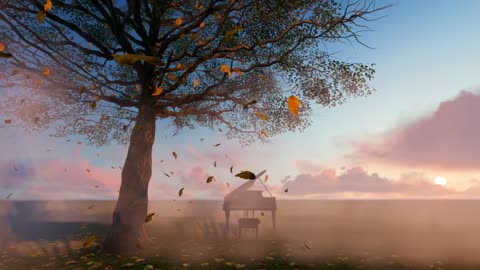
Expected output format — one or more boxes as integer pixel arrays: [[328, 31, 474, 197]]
[[280, 166, 456, 198], [348, 91, 480, 171]]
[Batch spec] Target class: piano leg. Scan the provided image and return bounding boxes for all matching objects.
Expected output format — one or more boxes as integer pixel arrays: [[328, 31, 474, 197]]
[[272, 210, 276, 233], [225, 210, 230, 231]]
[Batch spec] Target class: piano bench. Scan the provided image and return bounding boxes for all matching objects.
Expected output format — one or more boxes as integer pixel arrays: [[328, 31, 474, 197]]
[[238, 218, 260, 240]]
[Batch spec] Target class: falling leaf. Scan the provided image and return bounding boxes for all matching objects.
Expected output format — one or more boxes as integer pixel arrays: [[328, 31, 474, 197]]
[[265, 174, 269, 182], [200, 21, 205, 28], [242, 100, 257, 110], [163, 171, 170, 177], [230, 165, 233, 174], [86, 169, 90, 172], [145, 213, 155, 223], [233, 67, 242, 76], [83, 235, 97, 247], [152, 86, 163, 96], [4, 119, 11, 124], [200, 138, 204, 141], [160, 160, 164, 163], [176, 17, 182, 27], [220, 64, 232, 77], [167, 73, 177, 81], [176, 63, 182, 69], [44, 0, 52, 11], [219, 128, 223, 132], [213, 143, 221, 147], [206, 176, 214, 183], [0, 51, 12, 58], [235, 171, 256, 180], [179, 188, 184, 197], [260, 131, 268, 138], [0, 43, 4, 52], [172, 151, 177, 159], [287, 95, 301, 116], [36, 10, 47, 23], [88, 204, 94, 210], [112, 53, 164, 66], [6, 193, 13, 200], [193, 77, 199, 88], [255, 112, 268, 121], [304, 242, 311, 250], [213, 161, 216, 167], [260, 212, 264, 216], [90, 100, 96, 110], [284, 188, 288, 192]]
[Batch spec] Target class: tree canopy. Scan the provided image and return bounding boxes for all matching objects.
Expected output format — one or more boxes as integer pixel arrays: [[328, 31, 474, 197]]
[[0, 0, 385, 146]]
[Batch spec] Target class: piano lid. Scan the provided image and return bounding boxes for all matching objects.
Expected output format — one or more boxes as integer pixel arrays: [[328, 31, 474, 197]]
[[225, 170, 269, 200]]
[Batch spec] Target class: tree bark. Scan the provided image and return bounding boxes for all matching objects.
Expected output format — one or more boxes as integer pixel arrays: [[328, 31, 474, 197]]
[[103, 99, 156, 254]]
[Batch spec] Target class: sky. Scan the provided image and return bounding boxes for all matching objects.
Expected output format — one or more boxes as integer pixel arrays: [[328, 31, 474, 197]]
[[2, 0, 480, 200]]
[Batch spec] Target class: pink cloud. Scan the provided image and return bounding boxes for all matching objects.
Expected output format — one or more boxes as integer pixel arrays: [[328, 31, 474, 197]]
[[348, 90, 480, 171]]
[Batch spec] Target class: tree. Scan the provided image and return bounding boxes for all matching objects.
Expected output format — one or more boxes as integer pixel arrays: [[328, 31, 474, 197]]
[[0, 0, 388, 253]]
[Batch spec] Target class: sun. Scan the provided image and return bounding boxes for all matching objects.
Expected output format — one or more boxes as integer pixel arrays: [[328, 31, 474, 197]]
[[434, 176, 447, 186]]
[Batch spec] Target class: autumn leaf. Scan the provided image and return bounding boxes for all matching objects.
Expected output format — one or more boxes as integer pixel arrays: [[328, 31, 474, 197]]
[[304, 242, 311, 250], [176, 63, 182, 69], [175, 17, 182, 27], [213, 161, 216, 167], [260, 212, 264, 216], [112, 53, 164, 66], [220, 64, 232, 77], [44, 0, 52, 12], [6, 193, 13, 200], [260, 130, 268, 138], [235, 171, 256, 180], [265, 174, 269, 182], [83, 235, 96, 247], [36, 10, 46, 23], [287, 95, 301, 116], [90, 100, 97, 110], [145, 213, 155, 223], [213, 143, 221, 147], [233, 67, 242, 76], [284, 188, 288, 192], [193, 77, 199, 88], [255, 112, 268, 121], [195, 0, 204, 9], [163, 171, 170, 177], [85, 169, 90, 172], [0, 43, 4, 52], [152, 86, 163, 96], [172, 151, 177, 159], [230, 165, 233, 174], [88, 204, 94, 210], [206, 176, 214, 183], [4, 119, 11, 124], [0, 51, 12, 58], [200, 21, 205, 28], [178, 187, 184, 197]]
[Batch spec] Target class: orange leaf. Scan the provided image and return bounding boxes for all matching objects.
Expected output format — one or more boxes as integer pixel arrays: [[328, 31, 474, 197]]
[[43, 67, 50, 77], [287, 95, 301, 116], [175, 17, 182, 27], [172, 151, 177, 159], [44, 0, 52, 12], [264, 174, 269, 182], [193, 77, 199, 88], [255, 112, 268, 121], [176, 63, 182, 69], [200, 21, 205, 28], [179, 187, 184, 197], [233, 67, 242, 76], [0, 43, 4, 52], [220, 64, 232, 77], [152, 86, 163, 96], [260, 130, 268, 138]]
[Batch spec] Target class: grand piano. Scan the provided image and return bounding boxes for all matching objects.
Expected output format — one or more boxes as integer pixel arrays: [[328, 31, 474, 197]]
[[223, 170, 276, 232]]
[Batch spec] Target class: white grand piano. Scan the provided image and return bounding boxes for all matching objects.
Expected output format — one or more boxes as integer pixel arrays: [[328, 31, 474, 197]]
[[223, 170, 276, 232]]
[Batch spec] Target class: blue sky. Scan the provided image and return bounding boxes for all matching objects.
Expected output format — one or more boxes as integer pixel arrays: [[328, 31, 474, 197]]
[[2, 0, 480, 199]]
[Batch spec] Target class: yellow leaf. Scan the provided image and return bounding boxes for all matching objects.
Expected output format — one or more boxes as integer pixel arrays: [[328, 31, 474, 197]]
[[220, 64, 232, 77], [36, 10, 47, 23], [44, 0, 52, 12], [235, 171, 256, 180], [43, 67, 50, 77], [0, 43, 4, 52], [145, 213, 155, 223], [193, 77, 199, 88], [233, 67, 242, 76], [255, 112, 268, 121], [112, 53, 164, 66], [83, 235, 96, 247], [172, 151, 177, 159], [152, 86, 163, 96], [260, 130, 268, 137], [179, 187, 184, 197], [176, 17, 182, 27], [287, 95, 301, 116]]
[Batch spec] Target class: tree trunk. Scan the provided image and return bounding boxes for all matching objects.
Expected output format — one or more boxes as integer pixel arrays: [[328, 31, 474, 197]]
[[103, 99, 156, 254]]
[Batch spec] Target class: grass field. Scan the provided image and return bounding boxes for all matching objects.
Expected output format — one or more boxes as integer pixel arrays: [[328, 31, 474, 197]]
[[1, 200, 480, 269]]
